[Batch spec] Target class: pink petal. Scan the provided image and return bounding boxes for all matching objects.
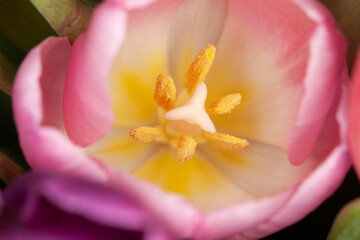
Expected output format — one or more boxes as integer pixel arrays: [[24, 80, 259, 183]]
[[349, 49, 360, 179], [205, 0, 316, 151], [63, 0, 184, 146], [241, 78, 350, 238], [287, 0, 347, 165], [107, 0, 182, 128], [13, 37, 107, 181], [168, 0, 228, 83], [195, 189, 295, 239], [242, 146, 349, 239], [106, 167, 201, 239], [63, 1, 127, 147], [108, 0, 158, 10]]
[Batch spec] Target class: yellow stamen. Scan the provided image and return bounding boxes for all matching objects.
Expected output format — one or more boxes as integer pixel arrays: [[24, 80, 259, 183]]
[[184, 44, 216, 95], [153, 74, 176, 111], [202, 132, 249, 150], [206, 93, 242, 114], [130, 127, 163, 143], [175, 136, 197, 163]]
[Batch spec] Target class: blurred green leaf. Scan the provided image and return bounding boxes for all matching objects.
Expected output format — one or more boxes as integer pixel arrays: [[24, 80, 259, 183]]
[[328, 198, 360, 240], [30, 0, 93, 43], [0, 0, 58, 95], [0, 0, 56, 54]]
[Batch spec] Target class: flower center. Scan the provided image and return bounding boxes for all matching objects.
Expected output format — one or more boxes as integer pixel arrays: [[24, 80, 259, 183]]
[[129, 45, 249, 163]]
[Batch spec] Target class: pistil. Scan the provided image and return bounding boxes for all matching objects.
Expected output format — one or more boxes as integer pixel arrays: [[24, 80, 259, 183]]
[[165, 82, 216, 133]]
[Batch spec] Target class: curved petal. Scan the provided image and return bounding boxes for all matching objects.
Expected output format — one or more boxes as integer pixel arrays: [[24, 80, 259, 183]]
[[349, 49, 360, 179], [206, 0, 316, 151], [106, 167, 201, 239], [203, 0, 346, 167], [199, 141, 319, 198], [108, 0, 183, 128], [63, 1, 127, 147], [3, 172, 148, 230], [195, 189, 295, 240], [107, 0, 158, 10], [168, 0, 228, 84], [242, 147, 350, 239], [287, 0, 347, 165], [0, 172, 171, 240], [13, 37, 106, 181]]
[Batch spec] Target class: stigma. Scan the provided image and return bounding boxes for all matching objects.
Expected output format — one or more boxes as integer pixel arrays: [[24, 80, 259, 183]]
[[130, 44, 249, 163], [165, 82, 216, 133]]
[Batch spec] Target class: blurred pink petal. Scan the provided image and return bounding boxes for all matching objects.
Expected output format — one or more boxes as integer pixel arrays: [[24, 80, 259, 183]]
[[13, 37, 107, 181], [0, 171, 170, 240], [287, 0, 347, 165], [349, 49, 360, 179]]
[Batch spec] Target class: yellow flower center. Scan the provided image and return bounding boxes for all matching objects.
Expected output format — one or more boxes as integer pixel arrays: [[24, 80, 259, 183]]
[[129, 44, 249, 162]]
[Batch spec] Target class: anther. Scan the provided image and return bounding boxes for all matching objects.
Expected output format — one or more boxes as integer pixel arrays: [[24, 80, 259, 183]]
[[206, 93, 241, 114], [153, 74, 176, 111], [202, 132, 249, 150], [184, 44, 216, 95], [130, 127, 163, 143], [175, 136, 197, 163]]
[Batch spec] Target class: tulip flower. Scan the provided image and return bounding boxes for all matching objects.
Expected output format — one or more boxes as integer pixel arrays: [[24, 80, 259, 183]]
[[13, 0, 350, 238], [0, 171, 168, 240]]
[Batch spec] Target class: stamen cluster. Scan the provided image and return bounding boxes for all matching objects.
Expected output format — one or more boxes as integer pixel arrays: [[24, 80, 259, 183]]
[[130, 45, 249, 163]]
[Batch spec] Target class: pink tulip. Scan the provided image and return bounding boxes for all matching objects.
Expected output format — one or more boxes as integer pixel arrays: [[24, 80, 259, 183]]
[[349, 50, 360, 179], [13, 0, 350, 239]]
